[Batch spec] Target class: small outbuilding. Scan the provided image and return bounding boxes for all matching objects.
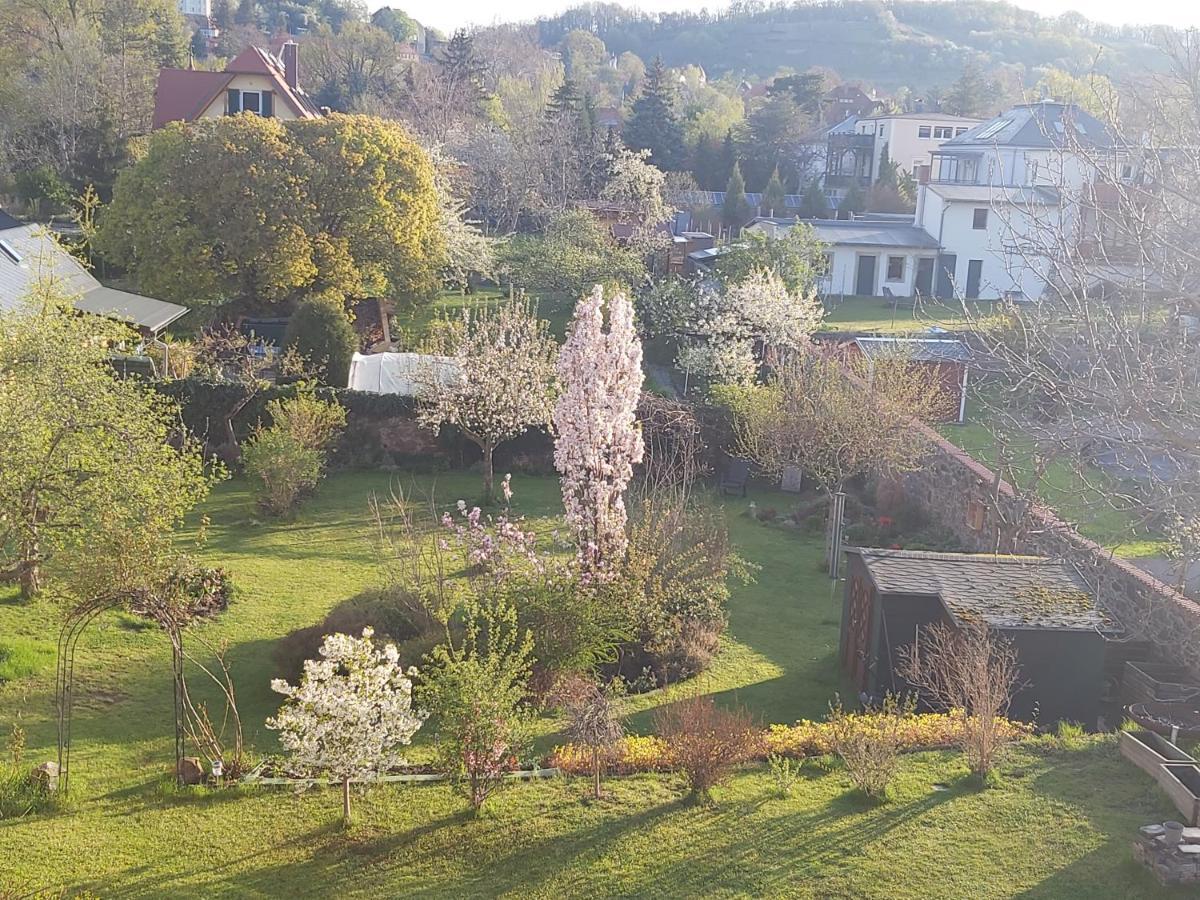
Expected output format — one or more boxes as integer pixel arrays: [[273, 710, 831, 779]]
[[840, 548, 1116, 727], [845, 336, 971, 423]]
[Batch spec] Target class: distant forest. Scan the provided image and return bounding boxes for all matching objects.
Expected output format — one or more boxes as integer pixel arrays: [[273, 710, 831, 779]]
[[535, 0, 1172, 89]]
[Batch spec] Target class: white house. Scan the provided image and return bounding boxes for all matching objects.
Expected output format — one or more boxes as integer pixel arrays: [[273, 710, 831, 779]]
[[747, 102, 1122, 302], [824, 112, 982, 207]]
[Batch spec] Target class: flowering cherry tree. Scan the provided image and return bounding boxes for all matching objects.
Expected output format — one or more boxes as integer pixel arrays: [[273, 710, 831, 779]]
[[553, 285, 645, 577], [267, 628, 426, 823], [416, 302, 558, 499]]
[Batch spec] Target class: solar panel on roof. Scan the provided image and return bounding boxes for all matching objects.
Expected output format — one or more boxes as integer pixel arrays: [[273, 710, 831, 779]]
[[975, 118, 1010, 140], [0, 238, 21, 264]]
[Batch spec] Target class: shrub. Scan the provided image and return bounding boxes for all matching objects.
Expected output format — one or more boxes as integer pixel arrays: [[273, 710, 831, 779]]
[[557, 676, 625, 799], [243, 428, 324, 516], [243, 392, 346, 516], [653, 696, 759, 803], [421, 597, 535, 813], [767, 752, 802, 798], [826, 694, 915, 802], [0, 767, 51, 820], [274, 590, 424, 683], [763, 710, 1031, 759], [284, 297, 360, 388]]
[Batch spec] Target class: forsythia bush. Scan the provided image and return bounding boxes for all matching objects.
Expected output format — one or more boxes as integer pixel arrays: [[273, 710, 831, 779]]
[[549, 712, 1032, 775], [766, 710, 1033, 759]]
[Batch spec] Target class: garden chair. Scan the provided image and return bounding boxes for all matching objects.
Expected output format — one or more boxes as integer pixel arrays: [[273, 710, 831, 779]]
[[720, 459, 750, 497]]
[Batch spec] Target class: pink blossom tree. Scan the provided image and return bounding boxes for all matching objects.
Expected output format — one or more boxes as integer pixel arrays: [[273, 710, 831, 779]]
[[553, 285, 645, 577]]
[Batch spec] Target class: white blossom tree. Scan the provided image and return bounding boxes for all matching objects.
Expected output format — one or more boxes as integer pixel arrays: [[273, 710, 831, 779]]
[[267, 628, 426, 823], [416, 301, 559, 499], [553, 285, 645, 577], [676, 268, 824, 385]]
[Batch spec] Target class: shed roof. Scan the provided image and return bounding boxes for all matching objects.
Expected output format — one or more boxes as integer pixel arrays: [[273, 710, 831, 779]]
[[848, 548, 1115, 632], [807, 219, 940, 249], [0, 209, 22, 231], [853, 336, 971, 363], [0, 225, 187, 332]]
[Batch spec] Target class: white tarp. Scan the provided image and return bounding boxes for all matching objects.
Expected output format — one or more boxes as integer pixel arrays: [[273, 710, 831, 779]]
[[347, 352, 460, 396]]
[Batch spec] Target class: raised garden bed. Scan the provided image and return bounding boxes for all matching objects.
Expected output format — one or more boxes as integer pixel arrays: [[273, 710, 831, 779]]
[[1124, 661, 1200, 705]]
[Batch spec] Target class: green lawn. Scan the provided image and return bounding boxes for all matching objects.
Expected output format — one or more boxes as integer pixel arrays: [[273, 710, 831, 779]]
[[821, 296, 998, 334], [395, 290, 577, 348], [943, 408, 1167, 559], [0, 472, 1177, 896]]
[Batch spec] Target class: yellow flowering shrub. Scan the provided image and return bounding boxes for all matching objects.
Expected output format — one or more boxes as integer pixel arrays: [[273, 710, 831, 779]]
[[548, 711, 1033, 775]]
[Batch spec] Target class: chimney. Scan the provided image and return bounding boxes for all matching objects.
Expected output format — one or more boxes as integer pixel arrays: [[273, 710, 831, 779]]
[[282, 41, 299, 90]]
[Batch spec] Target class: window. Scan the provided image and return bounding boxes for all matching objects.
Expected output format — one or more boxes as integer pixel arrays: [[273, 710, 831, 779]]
[[918, 125, 932, 138], [886, 256, 905, 281], [972, 208, 988, 230], [955, 126, 968, 136], [227, 89, 274, 117], [975, 118, 1011, 140], [966, 498, 986, 532], [934, 126, 954, 139]]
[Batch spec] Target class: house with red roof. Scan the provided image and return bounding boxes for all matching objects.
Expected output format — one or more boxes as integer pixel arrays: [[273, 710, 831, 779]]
[[152, 42, 323, 130]]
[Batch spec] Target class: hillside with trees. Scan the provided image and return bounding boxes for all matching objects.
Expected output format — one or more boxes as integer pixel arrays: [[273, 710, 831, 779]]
[[536, 0, 1171, 90]]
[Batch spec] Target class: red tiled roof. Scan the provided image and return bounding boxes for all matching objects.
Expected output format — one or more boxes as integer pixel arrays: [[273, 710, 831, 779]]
[[152, 68, 233, 129], [151, 45, 321, 130]]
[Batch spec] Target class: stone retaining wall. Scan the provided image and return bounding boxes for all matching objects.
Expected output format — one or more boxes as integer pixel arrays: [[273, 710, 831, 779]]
[[894, 425, 1200, 674]]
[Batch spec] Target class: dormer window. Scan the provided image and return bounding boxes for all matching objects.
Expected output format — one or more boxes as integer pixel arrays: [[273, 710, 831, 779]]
[[226, 89, 275, 117]]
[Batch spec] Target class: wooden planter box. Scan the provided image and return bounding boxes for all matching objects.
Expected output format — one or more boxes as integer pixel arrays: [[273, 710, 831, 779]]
[[1125, 661, 1200, 705], [1159, 764, 1200, 826], [1120, 729, 1197, 774]]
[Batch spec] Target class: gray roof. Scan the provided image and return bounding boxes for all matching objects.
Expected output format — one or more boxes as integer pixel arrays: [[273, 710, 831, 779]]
[[927, 184, 1060, 205], [0, 224, 187, 332], [944, 101, 1117, 151], [0, 209, 21, 230], [808, 219, 940, 249], [849, 548, 1114, 632], [853, 336, 971, 363]]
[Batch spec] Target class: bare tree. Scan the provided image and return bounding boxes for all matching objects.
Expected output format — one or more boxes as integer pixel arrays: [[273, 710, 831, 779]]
[[557, 675, 624, 799], [898, 621, 1021, 778]]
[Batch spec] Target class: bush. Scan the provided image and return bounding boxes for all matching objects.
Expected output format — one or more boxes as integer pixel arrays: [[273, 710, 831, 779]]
[[767, 752, 801, 798], [0, 767, 52, 820], [284, 297, 360, 388], [243, 392, 346, 516], [764, 710, 1032, 759], [826, 694, 915, 802], [243, 428, 324, 516], [274, 590, 424, 682], [653, 696, 759, 803]]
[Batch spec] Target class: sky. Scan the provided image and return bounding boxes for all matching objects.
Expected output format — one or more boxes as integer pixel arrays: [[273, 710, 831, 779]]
[[392, 0, 1200, 34]]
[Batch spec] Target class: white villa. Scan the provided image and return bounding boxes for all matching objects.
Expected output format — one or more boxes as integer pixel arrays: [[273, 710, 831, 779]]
[[749, 101, 1123, 302]]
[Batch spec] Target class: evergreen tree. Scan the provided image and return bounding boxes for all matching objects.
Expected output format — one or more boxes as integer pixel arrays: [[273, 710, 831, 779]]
[[722, 162, 752, 233], [624, 56, 685, 171], [876, 143, 900, 190], [839, 180, 866, 218], [546, 78, 583, 121], [718, 130, 737, 184], [799, 178, 830, 219], [945, 61, 991, 117], [212, 0, 232, 30], [762, 166, 788, 216]]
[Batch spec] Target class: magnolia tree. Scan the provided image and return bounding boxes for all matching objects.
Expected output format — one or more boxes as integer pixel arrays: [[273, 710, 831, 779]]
[[553, 286, 645, 577], [267, 628, 426, 823], [417, 302, 558, 499]]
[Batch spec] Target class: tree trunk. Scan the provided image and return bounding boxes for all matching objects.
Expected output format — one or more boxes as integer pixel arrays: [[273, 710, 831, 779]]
[[482, 440, 495, 501], [342, 776, 351, 824], [19, 537, 40, 601]]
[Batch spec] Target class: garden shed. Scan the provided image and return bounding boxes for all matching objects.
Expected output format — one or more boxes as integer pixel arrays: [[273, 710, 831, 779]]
[[840, 548, 1117, 726]]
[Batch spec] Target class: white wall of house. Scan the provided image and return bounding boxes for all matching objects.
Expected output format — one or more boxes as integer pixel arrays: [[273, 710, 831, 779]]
[[820, 244, 937, 298], [856, 115, 980, 177], [178, 0, 210, 16]]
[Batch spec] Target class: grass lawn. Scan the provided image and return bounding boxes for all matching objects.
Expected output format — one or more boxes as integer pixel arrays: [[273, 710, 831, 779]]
[[820, 296, 999, 335], [0, 472, 1178, 896], [942, 407, 1167, 559], [394, 290, 577, 348]]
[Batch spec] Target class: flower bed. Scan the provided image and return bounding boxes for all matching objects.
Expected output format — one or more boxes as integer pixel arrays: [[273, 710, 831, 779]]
[[548, 711, 1033, 775]]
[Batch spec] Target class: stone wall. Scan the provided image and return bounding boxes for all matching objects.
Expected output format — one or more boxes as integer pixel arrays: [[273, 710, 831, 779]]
[[893, 425, 1200, 675]]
